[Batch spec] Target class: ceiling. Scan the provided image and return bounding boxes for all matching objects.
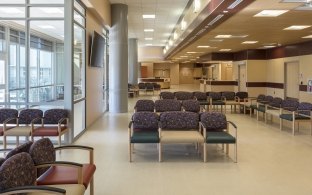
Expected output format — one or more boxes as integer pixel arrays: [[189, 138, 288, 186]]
[[110, 0, 312, 63], [109, 0, 189, 47]]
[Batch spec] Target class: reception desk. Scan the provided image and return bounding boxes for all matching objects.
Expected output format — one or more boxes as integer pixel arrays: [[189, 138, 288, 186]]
[[138, 78, 170, 89], [200, 79, 238, 92]]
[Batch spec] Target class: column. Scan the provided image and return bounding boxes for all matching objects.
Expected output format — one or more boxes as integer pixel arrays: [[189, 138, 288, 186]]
[[128, 38, 138, 85], [109, 4, 128, 113]]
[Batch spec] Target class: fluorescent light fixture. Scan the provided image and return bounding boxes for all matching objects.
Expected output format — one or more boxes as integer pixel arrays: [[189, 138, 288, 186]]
[[143, 14, 155, 19], [180, 56, 188, 58], [262, 45, 276, 48], [169, 40, 173, 46], [0, 8, 23, 14], [254, 10, 288, 17], [187, 52, 197, 54], [38, 25, 55, 29], [209, 39, 223, 42], [144, 29, 154, 32], [242, 41, 258, 44], [228, 0, 243, 9], [145, 44, 153, 46], [302, 35, 312, 38], [219, 49, 232, 51], [40, 8, 63, 14], [173, 32, 178, 40], [197, 45, 210, 48], [165, 45, 169, 50], [145, 38, 153, 40], [193, 0, 201, 13], [215, 35, 232, 38], [284, 25, 311, 30], [163, 49, 167, 54], [181, 19, 187, 31]]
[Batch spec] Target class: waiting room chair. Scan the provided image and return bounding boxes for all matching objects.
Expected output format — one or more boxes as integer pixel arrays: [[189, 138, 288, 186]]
[[265, 97, 283, 123], [155, 99, 181, 113], [193, 91, 209, 110], [280, 102, 311, 135], [208, 92, 225, 112], [159, 91, 175, 99], [158, 111, 205, 162], [174, 91, 194, 101], [31, 109, 69, 147], [3, 109, 43, 149], [138, 83, 146, 94], [245, 94, 265, 117], [145, 83, 155, 95], [134, 99, 155, 112], [0, 108, 18, 148], [200, 112, 237, 163], [256, 95, 273, 121], [221, 91, 239, 113], [182, 100, 201, 113], [128, 112, 160, 162]]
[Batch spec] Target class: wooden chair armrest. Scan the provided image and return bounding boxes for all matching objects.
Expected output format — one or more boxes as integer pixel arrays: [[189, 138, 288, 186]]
[[54, 145, 94, 164], [0, 186, 66, 195]]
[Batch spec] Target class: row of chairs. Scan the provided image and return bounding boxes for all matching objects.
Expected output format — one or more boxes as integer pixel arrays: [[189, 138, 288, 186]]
[[0, 138, 96, 195], [128, 111, 237, 163], [0, 108, 69, 149], [243, 95, 312, 135], [134, 99, 201, 113], [138, 82, 161, 95]]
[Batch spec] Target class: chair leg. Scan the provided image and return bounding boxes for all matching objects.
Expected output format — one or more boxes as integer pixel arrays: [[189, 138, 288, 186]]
[[129, 143, 132, 162], [234, 143, 237, 163], [280, 118, 283, 130], [256, 110, 259, 120], [204, 143, 207, 162], [90, 176, 94, 195], [58, 136, 61, 147], [265, 113, 267, 123], [226, 144, 229, 155], [292, 120, 295, 136], [159, 143, 162, 162], [3, 135, 6, 149], [16, 136, 19, 147]]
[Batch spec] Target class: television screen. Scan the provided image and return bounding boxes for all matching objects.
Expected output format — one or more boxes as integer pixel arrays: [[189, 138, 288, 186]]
[[90, 31, 105, 67]]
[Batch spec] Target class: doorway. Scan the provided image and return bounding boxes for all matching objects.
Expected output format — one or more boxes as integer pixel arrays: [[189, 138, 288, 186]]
[[238, 63, 247, 91], [285, 61, 299, 99]]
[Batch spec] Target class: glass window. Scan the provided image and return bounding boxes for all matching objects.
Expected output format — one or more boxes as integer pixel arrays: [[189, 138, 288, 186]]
[[30, 0, 63, 4], [39, 50, 52, 85], [74, 11, 84, 26], [30, 7, 64, 18], [0, 0, 25, 4], [0, 7, 25, 18], [74, 1, 85, 15], [9, 44, 17, 90], [29, 48, 38, 87], [0, 57, 4, 85]]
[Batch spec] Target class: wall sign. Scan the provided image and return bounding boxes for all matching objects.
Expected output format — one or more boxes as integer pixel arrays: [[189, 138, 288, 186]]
[[307, 79, 312, 93]]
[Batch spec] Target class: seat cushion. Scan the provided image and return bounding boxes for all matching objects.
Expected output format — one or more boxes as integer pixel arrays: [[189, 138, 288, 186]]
[[280, 114, 310, 121], [32, 126, 68, 136], [131, 131, 159, 143], [206, 131, 236, 144], [28, 184, 85, 195], [161, 131, 204, 143], [37, 164, 96, 189], [3, 126, 31, 136]]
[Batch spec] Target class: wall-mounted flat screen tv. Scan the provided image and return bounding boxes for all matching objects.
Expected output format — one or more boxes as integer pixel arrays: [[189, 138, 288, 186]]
[[90, 31, 105, 68]]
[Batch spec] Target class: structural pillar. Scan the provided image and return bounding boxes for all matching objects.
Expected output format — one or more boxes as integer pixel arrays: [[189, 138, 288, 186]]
[[109, 4, 128, 113], [128, 38, 138, 85]]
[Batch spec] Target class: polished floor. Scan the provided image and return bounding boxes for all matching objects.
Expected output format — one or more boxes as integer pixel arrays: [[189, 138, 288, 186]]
[[69, 84, 312, 195]]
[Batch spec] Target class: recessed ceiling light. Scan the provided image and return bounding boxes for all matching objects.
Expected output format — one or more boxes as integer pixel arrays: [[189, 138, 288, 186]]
[[187, 52, 197, 54], [0, 8, 23, 14], [143, 14, 155, 19], [242, 41, 258, 44], [215, 34, 232, 38], [197, 45, 210, 48], [263, 45, 276, 48], [254, 10, 288, 17], [284, 25, 311, 30], [219, 49, 232, 51], [40, 8, 63, 14], [144, 29, 154, 32], [180, 56, 188, 58], [145, 38, 153, 40], [302, 35, 312, 38], [145, 44, 153, 46], [38, 25, 55, 29], [209, 39, 223, 42]]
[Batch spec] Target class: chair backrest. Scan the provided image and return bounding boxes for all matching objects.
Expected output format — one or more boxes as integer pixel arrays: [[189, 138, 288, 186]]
[[193, 92, 207, 101], [145, 83, 154, 90], [138, 83, 146, 89], [134, 100, 155, 112], [263, 95, 273, 102], [221, 91, 235, 100], [159, 91, 175, 99], [174, 91, 193, 101], [256, 94, 266, 101], [155, 99, 181, 112], [269, 97, 283, 108], [152, 83, 161, 89], [43, 109, 68, 124], [298, 102, 312, 116], [18, 109, 43, 125], [0, 152, 36, 191], [132, 112, 159, 131], [182, 100, 200, 113], [235, 92, 248, 100], [0, 108, 18, 124], [159, 111, 199, 130], [208, 92, 222, 100], [29, 138, 55, 176], [200, 112, 227, 131], [281, 99, 299, 111], [5, 141, 33, 160]]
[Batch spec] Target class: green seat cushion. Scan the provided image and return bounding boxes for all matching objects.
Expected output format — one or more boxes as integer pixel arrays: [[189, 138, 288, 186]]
[[131, 131, 159, 143], [257, 105, 266, 112], [280, 114, 310, 121], [206, 131, 236, 144]]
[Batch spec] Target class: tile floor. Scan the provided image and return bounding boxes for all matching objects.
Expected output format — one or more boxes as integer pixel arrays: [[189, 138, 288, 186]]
[[65, 84, 312, 195]]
